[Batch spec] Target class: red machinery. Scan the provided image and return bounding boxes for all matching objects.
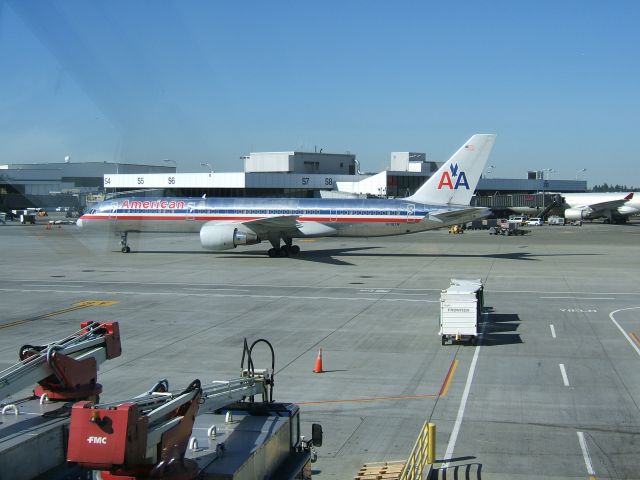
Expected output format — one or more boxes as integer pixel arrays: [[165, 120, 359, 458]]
[[0, 321, 121, 402], [67, 339, 274, 480], [68, 375, 269, 479]]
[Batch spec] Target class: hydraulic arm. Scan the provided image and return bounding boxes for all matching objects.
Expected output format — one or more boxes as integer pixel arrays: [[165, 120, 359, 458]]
[[0, 321, 121, 402], [67, 371, 271, 480], [66, 338, 275, 479]]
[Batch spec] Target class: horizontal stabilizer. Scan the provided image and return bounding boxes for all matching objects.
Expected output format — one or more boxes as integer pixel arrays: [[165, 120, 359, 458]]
[[430, 207, 491, 224]]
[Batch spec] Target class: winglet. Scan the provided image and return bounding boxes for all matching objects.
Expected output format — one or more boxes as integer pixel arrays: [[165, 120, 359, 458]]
[[625, 192, 634, 200], [404, 134, 496, 205]]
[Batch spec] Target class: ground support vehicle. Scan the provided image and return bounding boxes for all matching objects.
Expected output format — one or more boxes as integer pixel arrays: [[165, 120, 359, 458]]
[[466, 218, 500, 230], [440, 279, 484, 345], [548, 216, 565, 225], [1, 337, 321, 480], [67, 338, 321, 480], [489, 223, 529, 236]]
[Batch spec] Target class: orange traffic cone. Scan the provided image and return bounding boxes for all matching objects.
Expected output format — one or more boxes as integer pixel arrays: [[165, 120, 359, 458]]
[[313, 348, 324, 373]]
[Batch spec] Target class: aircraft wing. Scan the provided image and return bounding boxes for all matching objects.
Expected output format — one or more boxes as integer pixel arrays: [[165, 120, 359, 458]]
[[575, 192, 633, 212], [241, 215, 301, 235], [429, 207, 491, 224]]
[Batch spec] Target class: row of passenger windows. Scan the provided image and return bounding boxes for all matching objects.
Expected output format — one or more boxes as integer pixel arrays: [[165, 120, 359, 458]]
[[114, 209, 424, 216]]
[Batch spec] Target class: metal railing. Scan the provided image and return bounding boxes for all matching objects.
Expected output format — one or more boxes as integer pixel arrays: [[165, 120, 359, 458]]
[[353, 422, 435, 480], [399, 421, 435, 480]]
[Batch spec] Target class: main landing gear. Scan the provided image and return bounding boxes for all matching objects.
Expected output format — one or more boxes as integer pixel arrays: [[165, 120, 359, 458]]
[[267, 236, 300, 257], [267, 245, 301, 258], [120, 232, 131, 253]]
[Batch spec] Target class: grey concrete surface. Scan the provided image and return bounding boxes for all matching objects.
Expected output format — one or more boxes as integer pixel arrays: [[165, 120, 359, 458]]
[[1, 220, 639, 479]]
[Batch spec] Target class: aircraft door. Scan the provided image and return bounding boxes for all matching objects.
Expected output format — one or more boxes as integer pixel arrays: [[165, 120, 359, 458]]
[[186, 202, 195, 221], [108, 202, 118, 220], [406, 203, 416, 223]]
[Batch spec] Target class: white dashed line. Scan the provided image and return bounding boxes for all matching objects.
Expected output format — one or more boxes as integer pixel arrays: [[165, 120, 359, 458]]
[[559, 364, 570, 386], [550, 324, 556, 339], [577, 431, 596, 476]]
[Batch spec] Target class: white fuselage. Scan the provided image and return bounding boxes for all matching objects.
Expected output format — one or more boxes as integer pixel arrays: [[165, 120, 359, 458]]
[[510, 192, 639, 220], [562, 193, 639, 215], [78, 197, 487, 237]]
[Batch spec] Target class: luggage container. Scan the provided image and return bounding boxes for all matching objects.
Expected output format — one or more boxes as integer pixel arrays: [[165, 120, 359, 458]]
[[439, 279, 484, 345]]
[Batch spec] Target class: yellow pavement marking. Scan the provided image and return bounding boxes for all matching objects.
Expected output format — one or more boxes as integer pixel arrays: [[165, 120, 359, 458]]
[[74, 300, 120, 307], [631, 332, 640, 348], [439, 359, 459, 397], [0, 300, 119, 330]]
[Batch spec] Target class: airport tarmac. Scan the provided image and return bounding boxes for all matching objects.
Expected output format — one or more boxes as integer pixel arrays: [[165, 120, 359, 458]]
[[1, 219, 639, 479]]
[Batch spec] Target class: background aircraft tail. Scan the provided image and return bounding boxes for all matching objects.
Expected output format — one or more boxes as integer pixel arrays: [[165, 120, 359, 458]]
[[405, 134, 496, 205]]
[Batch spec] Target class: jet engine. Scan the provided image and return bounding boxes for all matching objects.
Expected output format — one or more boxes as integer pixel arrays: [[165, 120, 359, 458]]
[[564, 207, 592, 221], [200, 223, 260, 250]]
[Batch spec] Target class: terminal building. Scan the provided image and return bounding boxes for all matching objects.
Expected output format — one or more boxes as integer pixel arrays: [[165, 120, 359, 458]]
[[0, 161, 174, 211], [1, 151, 587, 216]]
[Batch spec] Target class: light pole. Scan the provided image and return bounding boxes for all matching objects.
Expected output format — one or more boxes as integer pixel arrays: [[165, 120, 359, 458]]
[[575, 168, 587, 180], [200, 162, 213, 173], [163, 159, 177, 172], [541, 168, 554, 210]]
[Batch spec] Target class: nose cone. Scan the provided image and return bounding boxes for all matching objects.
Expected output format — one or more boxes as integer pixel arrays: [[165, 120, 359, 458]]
[[76, 218, 83, 228]]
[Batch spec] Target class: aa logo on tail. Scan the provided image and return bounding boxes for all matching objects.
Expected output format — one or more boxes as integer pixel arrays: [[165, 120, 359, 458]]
[[437, 163, 469, 190]]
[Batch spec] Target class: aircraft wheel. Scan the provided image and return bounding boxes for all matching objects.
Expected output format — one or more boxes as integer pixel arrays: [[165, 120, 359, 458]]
[[122, 246, 130, 253], [291, 245, 300, 255], [268, 248, 277, 258], [280, 247, 289, 257]]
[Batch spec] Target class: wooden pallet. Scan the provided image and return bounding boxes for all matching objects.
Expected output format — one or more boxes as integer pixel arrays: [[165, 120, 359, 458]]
[[354, 461, 406, 480]]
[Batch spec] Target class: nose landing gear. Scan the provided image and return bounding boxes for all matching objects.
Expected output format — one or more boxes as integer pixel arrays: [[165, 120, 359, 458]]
[[120, 233, 131, 253]]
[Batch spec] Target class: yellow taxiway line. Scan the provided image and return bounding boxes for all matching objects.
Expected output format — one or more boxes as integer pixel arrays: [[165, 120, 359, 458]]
[[439, 359, 459, 397], [0, 300, 119, 330]]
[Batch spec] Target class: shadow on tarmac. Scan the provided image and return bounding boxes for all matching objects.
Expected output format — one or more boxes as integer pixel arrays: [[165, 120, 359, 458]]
[[432, 461, 483, 479], [481, 313, 523, 347], [122, 246, 603, 267]]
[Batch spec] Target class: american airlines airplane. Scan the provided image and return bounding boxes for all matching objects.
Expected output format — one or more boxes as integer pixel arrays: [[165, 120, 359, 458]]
[[78, 134, 496, 256]]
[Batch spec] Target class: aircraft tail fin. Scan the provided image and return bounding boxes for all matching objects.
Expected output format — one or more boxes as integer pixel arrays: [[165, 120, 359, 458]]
[[404, 134, 496, 205]]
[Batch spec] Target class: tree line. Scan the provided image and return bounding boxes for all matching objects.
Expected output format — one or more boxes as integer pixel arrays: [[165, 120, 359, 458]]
[[590, 183, 638, 192]]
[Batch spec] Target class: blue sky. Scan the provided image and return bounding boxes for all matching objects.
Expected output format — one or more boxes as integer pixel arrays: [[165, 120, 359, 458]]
[[1, 1, 639, 186]]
